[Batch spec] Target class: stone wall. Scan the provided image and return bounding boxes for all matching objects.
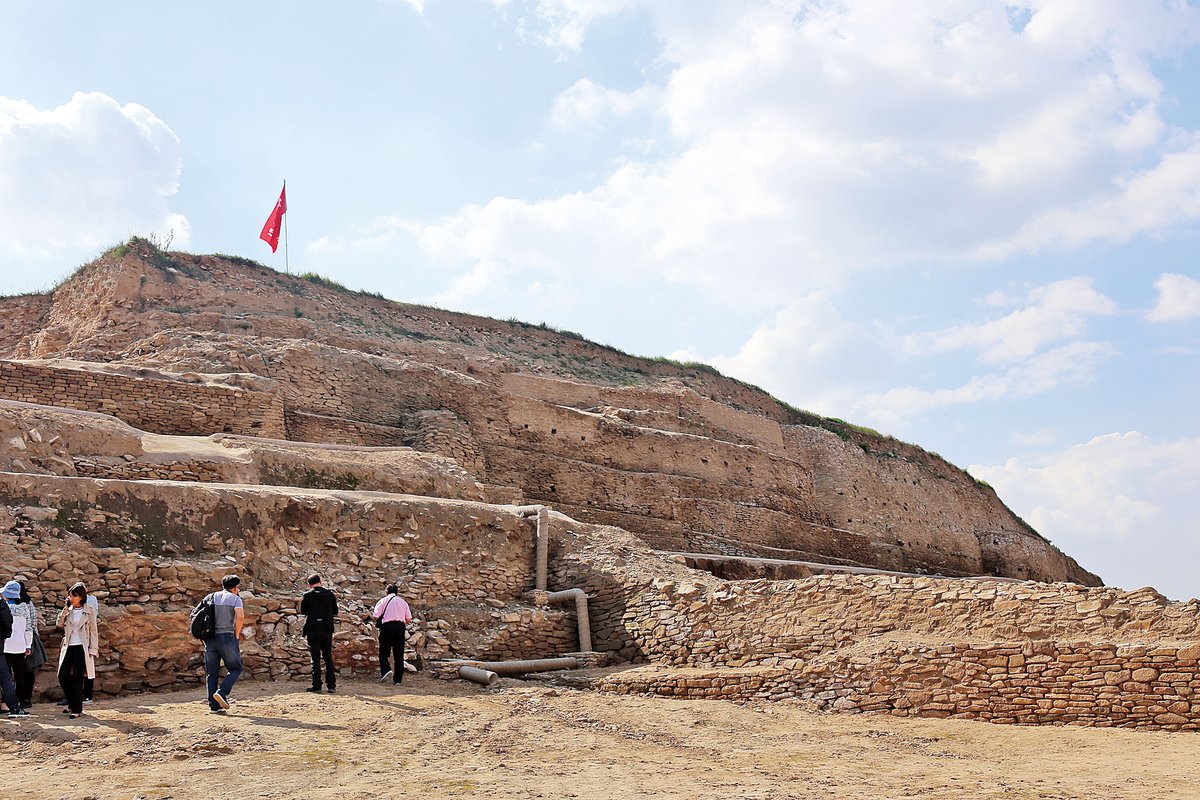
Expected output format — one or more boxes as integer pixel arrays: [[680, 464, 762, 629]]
[[592, 641, 1200, 731], [0, 474, 575, 697], [541, 521, 1200, 729], [0, 360, 286, 439], [285, 410, 408, 447], [400, 410, 487, 475]]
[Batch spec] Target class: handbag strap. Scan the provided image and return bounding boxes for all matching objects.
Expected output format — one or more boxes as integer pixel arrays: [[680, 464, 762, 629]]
[[378, 595, 396, 621]]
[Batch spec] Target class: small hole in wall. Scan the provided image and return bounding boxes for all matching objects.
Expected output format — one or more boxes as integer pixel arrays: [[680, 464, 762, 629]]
[[551, 428, 557, 435], [581, 435, 586, 441], [550, 484, 557, 493]]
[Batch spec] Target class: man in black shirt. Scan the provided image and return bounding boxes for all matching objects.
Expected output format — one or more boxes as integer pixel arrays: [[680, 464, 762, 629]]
[[299, 574, 338, 693]]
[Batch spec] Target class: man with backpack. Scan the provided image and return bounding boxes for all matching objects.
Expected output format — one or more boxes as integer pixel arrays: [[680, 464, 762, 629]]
[[299, 574, 338, 694], [192, 574, 244, 713]]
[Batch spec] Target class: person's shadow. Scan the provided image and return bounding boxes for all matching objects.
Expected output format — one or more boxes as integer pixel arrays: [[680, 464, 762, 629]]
[[240, 715, 345, 731], [353, 694, 422, 713]]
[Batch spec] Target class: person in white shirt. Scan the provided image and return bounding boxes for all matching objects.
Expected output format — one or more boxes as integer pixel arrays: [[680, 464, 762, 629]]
[[2, 580, 31, 716], [56, 583, 99, 719]]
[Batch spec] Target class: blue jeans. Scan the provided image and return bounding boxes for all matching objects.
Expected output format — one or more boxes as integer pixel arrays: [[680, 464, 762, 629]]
[[0, 651, 18, 712], [204, 633, 243, 710]]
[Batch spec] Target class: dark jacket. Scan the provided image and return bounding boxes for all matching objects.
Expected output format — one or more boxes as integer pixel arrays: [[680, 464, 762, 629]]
[[300, 586, 338, 636], [0, 600, 10, 641]]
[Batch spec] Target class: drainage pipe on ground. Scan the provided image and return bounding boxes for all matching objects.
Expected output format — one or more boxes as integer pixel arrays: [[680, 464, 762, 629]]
[[546, 588, 592, 653], [470, 657, 579, 675], [458, 665, 499, 686]]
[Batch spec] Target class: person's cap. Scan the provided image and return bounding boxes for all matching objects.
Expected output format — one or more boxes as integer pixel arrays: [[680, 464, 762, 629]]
[[1, 580, 21, 600]]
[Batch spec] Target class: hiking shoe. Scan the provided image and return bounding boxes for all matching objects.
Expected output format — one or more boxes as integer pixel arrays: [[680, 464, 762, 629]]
[[212, 691, 230, 709], [305, 687, 321, 694], [379, 670, 394, 683], [67, 713, 81, 719], [209, 708, 226, 714], [7, 710, 29, 718], [326, 686, 336, 693], [83, 699, 93, 704]]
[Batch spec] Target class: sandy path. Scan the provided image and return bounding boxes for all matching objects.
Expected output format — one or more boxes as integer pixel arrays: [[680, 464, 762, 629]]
[[1, 676, 1197, 800]]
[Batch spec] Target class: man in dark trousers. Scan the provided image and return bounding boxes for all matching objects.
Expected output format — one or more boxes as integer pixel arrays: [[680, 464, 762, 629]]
[[300, 574, 338, 693], [371, 584, 411, 685]]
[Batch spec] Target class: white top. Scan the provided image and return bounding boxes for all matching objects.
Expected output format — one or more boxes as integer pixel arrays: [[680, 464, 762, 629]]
[[66, 607, 86, 646], [3, 603, 31, 654]]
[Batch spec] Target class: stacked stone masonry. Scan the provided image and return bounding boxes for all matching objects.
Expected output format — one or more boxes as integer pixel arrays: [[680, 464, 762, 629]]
[[0, 473, 579, 697], [0, 360, 286, 439], [591, 642, 1200, 731]]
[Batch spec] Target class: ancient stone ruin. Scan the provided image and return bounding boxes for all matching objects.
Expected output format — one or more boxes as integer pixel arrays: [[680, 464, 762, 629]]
[[1, 239, 1196, 729]]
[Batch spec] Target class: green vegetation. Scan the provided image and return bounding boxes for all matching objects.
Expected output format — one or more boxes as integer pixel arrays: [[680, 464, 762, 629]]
[[298, 271, 351, 292], [125, 235, 205, 280], [263, 466, 361, 491], [213, 253, 270, 271], [646, 355, 727, 379], [826, 417, 884, 439]]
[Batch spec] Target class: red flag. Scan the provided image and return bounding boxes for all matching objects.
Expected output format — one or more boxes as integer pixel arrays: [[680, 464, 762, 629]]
[[259, 184, 287, 253]]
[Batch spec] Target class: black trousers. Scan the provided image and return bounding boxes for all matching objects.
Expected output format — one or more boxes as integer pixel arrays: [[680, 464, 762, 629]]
[[4, 653, 30, 710], [378, 622, 405, 684], [58, 645, 87, 714], [84, 676, 94, 702], [306, 632, 335, 689]]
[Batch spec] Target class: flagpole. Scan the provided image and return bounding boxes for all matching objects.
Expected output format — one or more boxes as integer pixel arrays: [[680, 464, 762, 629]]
[[283, 179, 290, 275]]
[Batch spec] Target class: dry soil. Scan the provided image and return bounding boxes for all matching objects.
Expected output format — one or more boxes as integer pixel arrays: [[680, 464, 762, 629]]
[[1, 676, 1197, 800]]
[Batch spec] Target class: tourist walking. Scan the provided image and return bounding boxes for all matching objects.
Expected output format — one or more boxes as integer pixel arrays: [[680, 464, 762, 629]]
[[56, 583, 98, 719], [371, 584, 411, 685], [202, 575, 244, 713], [300, 574, 338, 694], [3, 581, 33, 715]]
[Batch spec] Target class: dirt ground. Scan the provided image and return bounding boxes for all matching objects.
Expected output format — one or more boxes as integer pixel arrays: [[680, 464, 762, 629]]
[[1, 675, 1198, 800]]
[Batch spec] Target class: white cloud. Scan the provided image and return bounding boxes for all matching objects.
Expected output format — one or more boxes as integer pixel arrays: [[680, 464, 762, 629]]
[[705, 293, 895, 416], [529, 0, 640, 51], [1148, 272, 1200, 322], [970, 432, 1200, 598], [315, 1, 1200, 310], [0, 92, 188, 258], [905, 277, 1118, 364], [981, 139, 1200, 257], [550, 78, 658, 127], [854, 340, 1117, 431], [686, 277, 1118, 430]]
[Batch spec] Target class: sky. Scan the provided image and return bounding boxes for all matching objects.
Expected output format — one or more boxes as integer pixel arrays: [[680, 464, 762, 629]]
[[1, 0, 1198, 597]]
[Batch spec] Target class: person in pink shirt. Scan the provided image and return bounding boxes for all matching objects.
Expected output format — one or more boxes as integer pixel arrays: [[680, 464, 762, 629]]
[[371, 584, 411, 685]]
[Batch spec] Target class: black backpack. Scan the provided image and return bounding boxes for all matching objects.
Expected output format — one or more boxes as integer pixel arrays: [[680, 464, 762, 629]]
[[0, 601, 11, 642], [189, 594, 216, 640]]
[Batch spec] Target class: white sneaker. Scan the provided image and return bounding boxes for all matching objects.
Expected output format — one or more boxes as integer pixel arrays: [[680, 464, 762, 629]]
[[379, 670, 394, 683], [212, 691, 230, 709]]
